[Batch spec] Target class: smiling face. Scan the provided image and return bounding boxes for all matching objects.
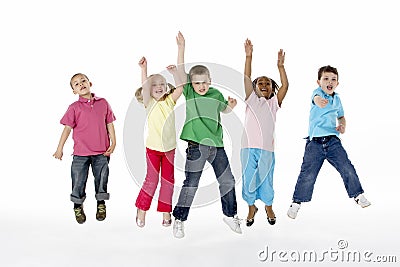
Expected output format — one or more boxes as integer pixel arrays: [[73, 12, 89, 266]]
[[254, 76, 273, 98], [317, 71, 339, 95], [191, 74, 211, 95], [150, 74, 168, 101], [70, 74, 92, 98]]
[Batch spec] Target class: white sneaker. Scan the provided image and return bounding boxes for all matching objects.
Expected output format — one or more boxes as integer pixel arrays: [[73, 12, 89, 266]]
[[173, 219, 185, 238], [223, 215, 242, 234], [287, 203, 301, 219], [355, 194, 371, 208]]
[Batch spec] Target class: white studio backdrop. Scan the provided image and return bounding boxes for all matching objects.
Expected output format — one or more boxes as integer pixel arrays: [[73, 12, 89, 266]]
[[1, 0, 399, 266]]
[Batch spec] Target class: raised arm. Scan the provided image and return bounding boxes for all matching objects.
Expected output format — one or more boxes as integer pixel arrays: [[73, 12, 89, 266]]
[[244, 39, 254, 100], [276, 49, 289, 107], [176, 31, 187, 86], [138, 56, 151, 107], [166, 65, 183, 102]]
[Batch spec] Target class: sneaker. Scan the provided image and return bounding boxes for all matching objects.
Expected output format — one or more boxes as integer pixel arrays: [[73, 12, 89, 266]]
[[223, 215, 242, 234], [355, 194, 371, 208], [74, 206, 86, 224], [287, 202, 301, 219], [173, 219, 184, 238], [162, 212, 172, 227], [96, 204, 106, 221]]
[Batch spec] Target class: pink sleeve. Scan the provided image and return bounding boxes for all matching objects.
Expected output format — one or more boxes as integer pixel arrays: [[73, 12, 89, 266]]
[[60, 105, 76, 128], [105, 100, 116, 124]]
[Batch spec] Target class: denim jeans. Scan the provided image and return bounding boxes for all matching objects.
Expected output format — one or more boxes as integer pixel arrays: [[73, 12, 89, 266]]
[[292, 136, 364, 202], [71, 154, 110, 204], [173, 142, 237, 221]]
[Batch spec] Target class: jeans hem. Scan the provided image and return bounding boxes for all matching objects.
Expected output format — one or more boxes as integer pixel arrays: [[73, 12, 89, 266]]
[[71, 195, 86, 204], [96, 193, 110, 201]]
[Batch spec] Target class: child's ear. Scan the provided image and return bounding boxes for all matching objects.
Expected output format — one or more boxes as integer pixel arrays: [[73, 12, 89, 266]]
[[72, 89, 77, 95], [89, 82, 93, 87], [317, 80, 321, 86]]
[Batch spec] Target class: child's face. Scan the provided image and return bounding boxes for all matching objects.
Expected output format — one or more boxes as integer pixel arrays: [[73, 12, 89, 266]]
[[191, 74, 211, 95], [71, 74, 92, 98], [255, 77, 273, 98], [150, 75, 167, 101], [317, 71, 339, 95]]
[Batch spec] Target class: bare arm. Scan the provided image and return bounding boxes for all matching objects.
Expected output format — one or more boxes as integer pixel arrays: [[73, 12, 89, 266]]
[[276, 49, 289, 107], [167, 65, 183, 102], [138, 57, 151, 107], [104, 122, 116, 156], [336, 116, 346, 134], [222, 96, 237, 114], [53, 125, 72, 160], [244, 39, 253, 100], [176, 31, 187, 86]]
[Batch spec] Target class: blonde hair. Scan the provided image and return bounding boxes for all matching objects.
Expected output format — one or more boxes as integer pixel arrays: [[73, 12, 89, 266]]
[[135, 74, 176, 104]]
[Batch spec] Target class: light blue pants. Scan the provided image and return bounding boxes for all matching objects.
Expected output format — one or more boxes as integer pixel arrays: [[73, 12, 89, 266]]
[[240, 148, 275, 206]]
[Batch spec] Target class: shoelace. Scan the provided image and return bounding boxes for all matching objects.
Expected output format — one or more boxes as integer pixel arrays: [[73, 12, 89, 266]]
[[97, 205, 106, 213]]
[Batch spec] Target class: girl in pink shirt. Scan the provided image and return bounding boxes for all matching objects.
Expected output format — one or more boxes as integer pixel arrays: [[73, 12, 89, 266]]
[[241, 39, 288, 227]]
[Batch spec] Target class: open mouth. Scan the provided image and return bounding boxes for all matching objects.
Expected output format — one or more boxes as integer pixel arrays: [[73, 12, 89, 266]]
[[327, 85, 333, 91]]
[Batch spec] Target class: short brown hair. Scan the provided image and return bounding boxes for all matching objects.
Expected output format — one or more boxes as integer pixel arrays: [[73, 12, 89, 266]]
[[318, 65, 338, 80], [189, 65, 210, 80]]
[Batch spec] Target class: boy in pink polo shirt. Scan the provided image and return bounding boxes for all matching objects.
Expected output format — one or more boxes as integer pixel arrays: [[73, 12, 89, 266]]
[[53, 73, 116, 224]]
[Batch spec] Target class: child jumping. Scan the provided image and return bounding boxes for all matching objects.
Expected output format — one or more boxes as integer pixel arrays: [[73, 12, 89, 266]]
[[53, 73, 116, 224], [171, 32, 241, 238], [134, 55, 183, 228], [241, 39, 288, 227], [287, 65, 371, 219]]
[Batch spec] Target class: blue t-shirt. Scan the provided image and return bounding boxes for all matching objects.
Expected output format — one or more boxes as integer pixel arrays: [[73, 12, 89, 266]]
[[308, 87, 344, 138]]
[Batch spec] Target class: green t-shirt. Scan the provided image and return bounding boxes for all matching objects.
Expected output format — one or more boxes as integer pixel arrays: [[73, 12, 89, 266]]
[[180, 82, 228, 147]]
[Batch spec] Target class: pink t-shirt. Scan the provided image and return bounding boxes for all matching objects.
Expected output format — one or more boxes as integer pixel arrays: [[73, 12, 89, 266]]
[[60, 94, 116, 156], [241, 91, 279, 152]]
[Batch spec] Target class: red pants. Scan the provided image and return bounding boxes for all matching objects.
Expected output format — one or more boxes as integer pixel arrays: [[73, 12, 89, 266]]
[[135, 148, 175, 212]]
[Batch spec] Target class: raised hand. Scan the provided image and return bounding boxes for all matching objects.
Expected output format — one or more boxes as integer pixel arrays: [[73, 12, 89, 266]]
[[166, 64, 177, 74], [244, 39, 253, 57], [227, 96, 237, 109], [138, 56, 147, 69], [277, 49, 285, 68], [176, 31, 185, 48]]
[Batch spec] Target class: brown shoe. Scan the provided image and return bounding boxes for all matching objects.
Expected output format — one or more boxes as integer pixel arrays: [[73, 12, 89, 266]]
[[96, 204, 106, 221], [74, 206, 86, 224]]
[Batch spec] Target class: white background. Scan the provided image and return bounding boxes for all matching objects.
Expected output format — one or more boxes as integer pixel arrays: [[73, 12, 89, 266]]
[[1, 0, 399, 266]]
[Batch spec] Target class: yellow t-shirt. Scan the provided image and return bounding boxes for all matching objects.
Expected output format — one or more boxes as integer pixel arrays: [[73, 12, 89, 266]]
[[145, 94, 176, 152]]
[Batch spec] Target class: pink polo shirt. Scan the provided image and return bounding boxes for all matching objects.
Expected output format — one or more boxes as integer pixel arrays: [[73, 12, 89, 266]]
[[60, 94, 116, 156], [241, 91, 279, 152]]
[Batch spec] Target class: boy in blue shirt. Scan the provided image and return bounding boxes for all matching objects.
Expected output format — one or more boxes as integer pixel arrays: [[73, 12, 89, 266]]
[[287, 65, 370, 219]]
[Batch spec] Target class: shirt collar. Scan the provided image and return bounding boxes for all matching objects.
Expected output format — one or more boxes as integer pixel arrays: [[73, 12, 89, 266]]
[[78, 93, 101, 103]]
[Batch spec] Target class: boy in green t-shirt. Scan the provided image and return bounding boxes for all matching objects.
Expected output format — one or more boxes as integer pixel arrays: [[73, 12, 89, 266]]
[[172, 32, 241, 238]]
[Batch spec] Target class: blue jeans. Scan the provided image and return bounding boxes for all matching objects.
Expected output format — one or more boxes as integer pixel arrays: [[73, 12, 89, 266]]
[[173, 143, 238, 221], [292, 136, 364, 202], [71, 154, 110, 204], [241, 148, 275, 206]]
